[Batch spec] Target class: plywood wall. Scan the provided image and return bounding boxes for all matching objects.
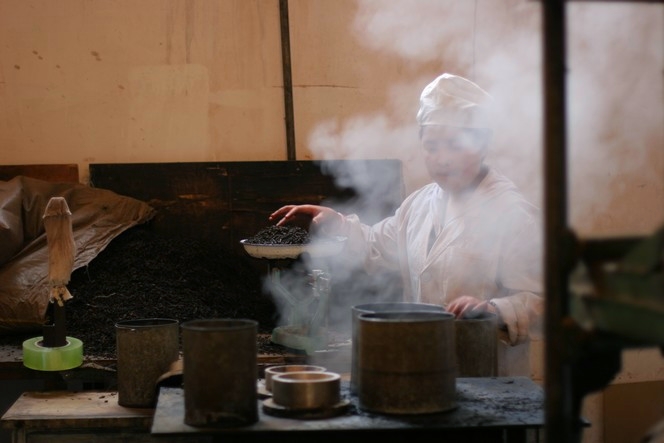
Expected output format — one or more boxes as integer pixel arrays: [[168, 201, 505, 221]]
[[0, 2, 663, 442], [1, 0, 661, 236]]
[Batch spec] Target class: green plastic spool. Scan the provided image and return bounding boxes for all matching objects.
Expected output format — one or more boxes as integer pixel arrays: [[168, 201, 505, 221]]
[[22, 336, 83, 371]]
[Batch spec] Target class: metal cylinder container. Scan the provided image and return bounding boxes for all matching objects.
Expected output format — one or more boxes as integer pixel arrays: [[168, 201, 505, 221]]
[[270, 371, 341, 410], [350, 302, 446, 395], [115, 318, 179, 408], [264, 364, 326, 392], [181, 318, 258, 427], [357, 311, 457, 414], [455, 312, 498, 377]]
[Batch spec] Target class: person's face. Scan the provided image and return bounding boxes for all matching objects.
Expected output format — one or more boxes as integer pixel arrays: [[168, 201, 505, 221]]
[[420, 125, 488, 194]]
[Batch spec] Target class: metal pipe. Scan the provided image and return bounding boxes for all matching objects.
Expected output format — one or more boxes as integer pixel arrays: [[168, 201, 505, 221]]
[[541, 1, 579, 442], [279, 0, 296, 161]]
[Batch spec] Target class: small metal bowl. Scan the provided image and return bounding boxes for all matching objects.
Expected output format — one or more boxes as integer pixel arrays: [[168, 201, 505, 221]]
[[264, 364, 326, 392], [270, 371, 341, 410]]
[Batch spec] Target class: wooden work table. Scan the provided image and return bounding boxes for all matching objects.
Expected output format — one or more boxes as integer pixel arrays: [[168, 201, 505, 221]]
[[1, 377, 544, 443], [1, 391, 152, 443]]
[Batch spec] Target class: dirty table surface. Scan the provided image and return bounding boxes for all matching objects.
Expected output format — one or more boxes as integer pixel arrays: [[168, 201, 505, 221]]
[[153, 376, 544, 435]]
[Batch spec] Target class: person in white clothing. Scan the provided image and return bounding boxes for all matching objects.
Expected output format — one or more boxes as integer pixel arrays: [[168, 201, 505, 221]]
[[269, 73, 544, 376]]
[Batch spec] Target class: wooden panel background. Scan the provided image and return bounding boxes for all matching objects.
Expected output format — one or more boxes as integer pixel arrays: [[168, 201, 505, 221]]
[[89, 160, 404, 276], [0, 164, 79, 183]]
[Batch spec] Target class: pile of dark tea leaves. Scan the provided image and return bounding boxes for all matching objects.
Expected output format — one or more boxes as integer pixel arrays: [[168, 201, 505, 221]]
[[244, 225, 310, 245], [0, 224, 392, 359], [0, 226, 287, 359]]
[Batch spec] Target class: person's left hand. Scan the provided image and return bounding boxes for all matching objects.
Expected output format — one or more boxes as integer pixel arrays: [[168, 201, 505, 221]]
[[446, 295, 489, 319]]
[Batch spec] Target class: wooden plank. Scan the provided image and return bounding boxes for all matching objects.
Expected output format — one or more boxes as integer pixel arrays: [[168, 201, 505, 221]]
[[26, 433, 169, 443], [0, 165, 79, 183], [1, 391, 152, 430]]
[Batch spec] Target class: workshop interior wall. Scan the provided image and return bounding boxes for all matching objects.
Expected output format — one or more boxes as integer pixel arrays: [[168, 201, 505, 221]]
[[0, 1, 660, 232], [0, 2, 662, 442]]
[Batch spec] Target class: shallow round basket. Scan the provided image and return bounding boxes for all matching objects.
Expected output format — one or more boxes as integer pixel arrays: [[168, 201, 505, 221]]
[[240, 236, 346, 260]]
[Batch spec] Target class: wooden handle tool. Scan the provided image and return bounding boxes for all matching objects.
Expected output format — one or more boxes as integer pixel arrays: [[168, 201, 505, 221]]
[[43, 197, 76, 307]]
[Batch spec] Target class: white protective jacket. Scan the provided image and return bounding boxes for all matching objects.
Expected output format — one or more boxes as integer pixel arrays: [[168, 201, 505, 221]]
[[341, 167, 544, 375]]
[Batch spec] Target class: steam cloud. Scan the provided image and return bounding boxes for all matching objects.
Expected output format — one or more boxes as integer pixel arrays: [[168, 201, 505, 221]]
[[263, 1, 663, 358]]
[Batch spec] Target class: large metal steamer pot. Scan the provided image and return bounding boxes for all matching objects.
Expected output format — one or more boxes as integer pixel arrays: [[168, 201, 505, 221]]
[[350, 302, 447, 395], [357, 310, 457, 414]]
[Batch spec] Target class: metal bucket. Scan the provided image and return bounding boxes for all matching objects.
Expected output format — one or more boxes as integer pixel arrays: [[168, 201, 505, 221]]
[[350, 302, 446, 395], [181, 318, 258, 427], [115, 318, 179, 408], [455, 312, 498, 377], [357, 311, 457, 414]]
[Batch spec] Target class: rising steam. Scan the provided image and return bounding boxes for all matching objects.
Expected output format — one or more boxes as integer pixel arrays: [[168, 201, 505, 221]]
[[264, 0, 663, 355]]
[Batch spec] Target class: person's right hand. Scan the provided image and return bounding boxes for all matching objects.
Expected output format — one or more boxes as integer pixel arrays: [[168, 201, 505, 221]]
[[446, 295, 489, 319], [269, 204, 345, 234]]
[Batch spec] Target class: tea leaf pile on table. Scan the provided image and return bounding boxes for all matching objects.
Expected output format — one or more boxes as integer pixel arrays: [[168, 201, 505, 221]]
[[244, 225, 310, 244], [63, 226, 280, 358]]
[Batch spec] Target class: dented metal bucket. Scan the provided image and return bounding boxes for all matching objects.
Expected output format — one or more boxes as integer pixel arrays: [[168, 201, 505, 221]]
[[357, 311, 457, 414], [455, 312, 498, 377], [115, 318, 179, 408], [181, 318, 258, 427]]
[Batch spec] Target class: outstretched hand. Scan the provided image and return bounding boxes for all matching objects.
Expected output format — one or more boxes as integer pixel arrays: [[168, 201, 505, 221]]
[[269, 205, 345, 235]]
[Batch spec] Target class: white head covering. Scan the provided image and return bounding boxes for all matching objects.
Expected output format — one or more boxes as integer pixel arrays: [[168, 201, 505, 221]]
[[416, 73, 492, 128]]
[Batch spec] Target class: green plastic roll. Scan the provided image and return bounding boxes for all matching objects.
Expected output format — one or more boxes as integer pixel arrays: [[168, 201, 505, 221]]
[[22, 336, 83, 371]]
